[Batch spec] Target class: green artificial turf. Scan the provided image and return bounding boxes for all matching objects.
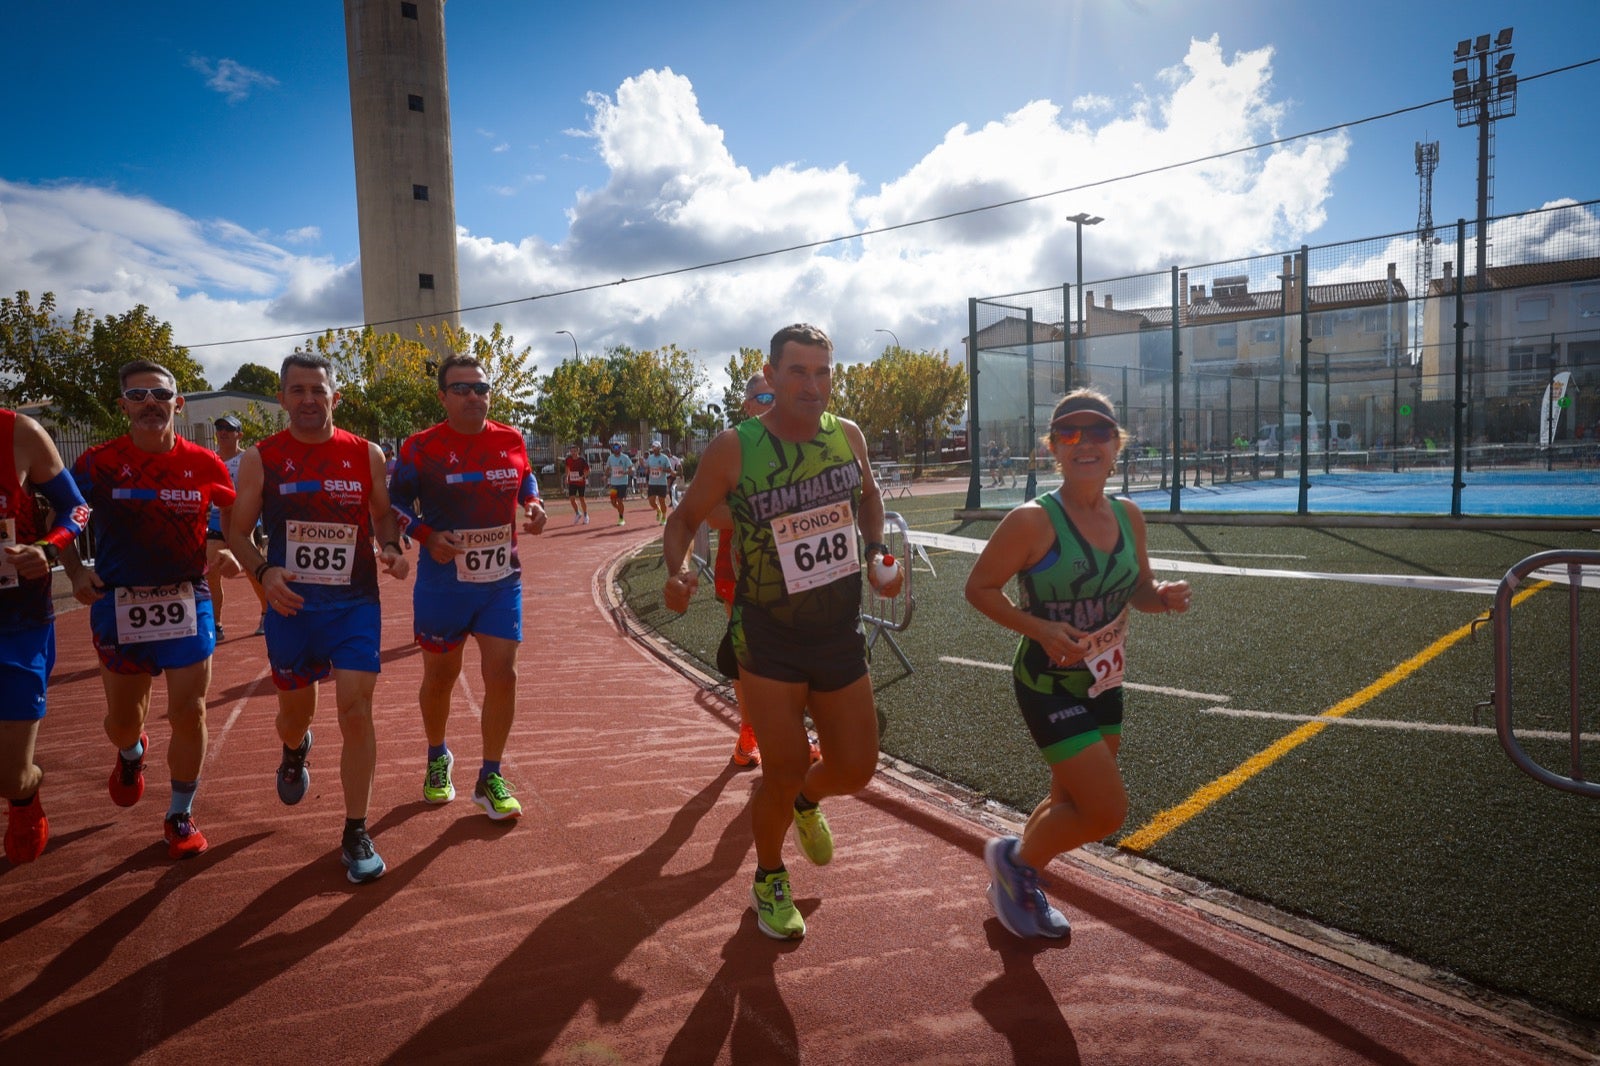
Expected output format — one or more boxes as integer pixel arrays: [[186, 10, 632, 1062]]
[[617, 495, 1600, 1024]]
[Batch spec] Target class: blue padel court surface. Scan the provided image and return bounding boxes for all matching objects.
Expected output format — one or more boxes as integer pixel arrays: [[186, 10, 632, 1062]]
[[0, 501, 1588, 1064], [1126, 468, 1600, 517]]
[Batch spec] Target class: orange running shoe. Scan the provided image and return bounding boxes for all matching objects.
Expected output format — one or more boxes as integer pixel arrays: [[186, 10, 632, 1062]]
[[163, 811, 209, 859], [808, 733, 821, 765], [5, 794, 48, 864], [732, 722, 760, 767]]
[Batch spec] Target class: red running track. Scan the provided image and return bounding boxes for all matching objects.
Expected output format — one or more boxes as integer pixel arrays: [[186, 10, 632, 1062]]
[[0, 500, 1587, 1064]]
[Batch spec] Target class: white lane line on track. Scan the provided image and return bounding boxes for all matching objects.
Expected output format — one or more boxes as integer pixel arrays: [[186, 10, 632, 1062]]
[[937, 656, 1230, 702], [938, 655, 1595, 741], [906, 530, 1596, 593], [1199, 705, 1600, 742]]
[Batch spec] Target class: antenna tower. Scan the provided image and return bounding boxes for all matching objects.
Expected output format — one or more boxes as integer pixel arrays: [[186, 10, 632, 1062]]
[[1413, 140, 1439, 364]]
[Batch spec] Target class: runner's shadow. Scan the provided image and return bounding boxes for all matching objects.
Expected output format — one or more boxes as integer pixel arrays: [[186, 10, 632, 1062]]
[[660, 909, 806, 1064], [0, 804, 444, 1061], [0, 821, 113, 884], [972, 919, 1080, 1065], [385, 764, 754, 1063], [0, 832, 269, 1032]]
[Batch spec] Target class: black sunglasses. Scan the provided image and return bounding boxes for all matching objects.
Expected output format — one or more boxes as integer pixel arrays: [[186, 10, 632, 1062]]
[[122, 387, 176, 402], [444, 381, 492, 396]]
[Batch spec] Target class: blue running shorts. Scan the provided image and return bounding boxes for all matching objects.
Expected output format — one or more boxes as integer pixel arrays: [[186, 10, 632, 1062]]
[[0, 626, 55, 721], [265, 601, 382, 690], [413, 579, 522, 654], [89, 595, 215, 676]]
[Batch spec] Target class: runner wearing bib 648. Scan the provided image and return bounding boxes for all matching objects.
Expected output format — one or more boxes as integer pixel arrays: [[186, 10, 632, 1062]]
[[226, 353, 410, 884], [62, 361, 242, 861], [964, 388, 1191, 939], [390, 354, 546, 822], [662, 322, 901, 942]]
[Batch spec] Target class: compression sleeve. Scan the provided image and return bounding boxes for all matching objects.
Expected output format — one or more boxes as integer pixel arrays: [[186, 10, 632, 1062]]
[[36, 468, 91, 550], [388, 454, 431, 545], [520, 471, 539, 505]]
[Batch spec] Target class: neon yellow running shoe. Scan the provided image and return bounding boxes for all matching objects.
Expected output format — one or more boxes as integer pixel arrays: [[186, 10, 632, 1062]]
[[793, 804, 833, 866], [473, 772, 522, 821], [423, 750, 455, 804], [751, 869, 805, 939]]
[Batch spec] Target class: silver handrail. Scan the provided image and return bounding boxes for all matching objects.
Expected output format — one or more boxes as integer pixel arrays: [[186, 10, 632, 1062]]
[[1491, 549, 1600, 798]]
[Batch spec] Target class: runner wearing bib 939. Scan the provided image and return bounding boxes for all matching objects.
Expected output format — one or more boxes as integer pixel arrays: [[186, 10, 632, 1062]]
[[227, 353, 410, 885], [663, 322, 902, 942], [62, 361, 241, 862], [390, 354, 546, 823], [964, 388, 1191, 940]]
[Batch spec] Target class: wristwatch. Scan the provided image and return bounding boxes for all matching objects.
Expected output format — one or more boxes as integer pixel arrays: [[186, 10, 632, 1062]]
[[33, 540, 60, 564], [863, 541, 889, 559]]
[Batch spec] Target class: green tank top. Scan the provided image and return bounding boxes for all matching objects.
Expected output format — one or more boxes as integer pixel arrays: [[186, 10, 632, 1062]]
[[728, 412, 864, 632], [1013, 493, 1140, 696]]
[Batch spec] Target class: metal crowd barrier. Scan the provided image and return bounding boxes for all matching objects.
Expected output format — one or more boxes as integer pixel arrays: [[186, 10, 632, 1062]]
[[1489, 550, 1600, 798], [862, 511, 916, 674]]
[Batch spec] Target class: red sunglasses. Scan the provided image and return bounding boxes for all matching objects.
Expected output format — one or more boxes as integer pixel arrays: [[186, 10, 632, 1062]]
[[1053, 424, 1119, 446]]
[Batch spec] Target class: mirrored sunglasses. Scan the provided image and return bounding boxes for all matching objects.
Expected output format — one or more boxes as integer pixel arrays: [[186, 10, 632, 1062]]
[[751, 392, 775, 405], [445, 381, 492, 396], [1053, 424, 1119, 446], [122, 387, 176, 402]]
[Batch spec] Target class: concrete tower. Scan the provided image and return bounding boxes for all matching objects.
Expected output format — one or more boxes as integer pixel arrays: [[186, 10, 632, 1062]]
[[344, 0, 460, 350]]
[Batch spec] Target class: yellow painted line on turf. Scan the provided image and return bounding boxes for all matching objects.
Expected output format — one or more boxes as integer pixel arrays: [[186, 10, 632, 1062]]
[[1117, 581, 1551, 854]]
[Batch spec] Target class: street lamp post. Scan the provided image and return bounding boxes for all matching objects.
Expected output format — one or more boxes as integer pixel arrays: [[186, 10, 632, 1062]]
[[555, 330, 579, 359], [1065, 212, 1103, 391], [874, 328, 900, 351]]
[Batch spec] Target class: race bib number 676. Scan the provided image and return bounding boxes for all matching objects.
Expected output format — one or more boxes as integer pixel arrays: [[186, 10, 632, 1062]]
[[771, 500, 859, 595]]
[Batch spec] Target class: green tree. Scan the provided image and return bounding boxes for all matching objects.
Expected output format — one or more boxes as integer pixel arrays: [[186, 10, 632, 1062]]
[[878, 346, 968, 473], [831, 360, 898, 455], [722, 346, 768, 426], [625, 344, 706, 450], [536, 354, 620, 449], [0, 291, 208, 436], [297, 327, 439, 444], [222, 362, 281, 396]]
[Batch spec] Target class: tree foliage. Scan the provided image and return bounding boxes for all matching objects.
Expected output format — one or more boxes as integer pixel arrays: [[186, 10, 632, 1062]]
[[536, 344, 708, 452], [535, 354, 618, 450], [876, 346, 968, 472], [222, 362, 281, 396], [0, 291, 210, 436], [722, 346, 768, 426]]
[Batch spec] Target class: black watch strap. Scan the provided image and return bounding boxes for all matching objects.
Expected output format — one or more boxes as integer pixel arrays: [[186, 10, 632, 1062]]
[[863, 541, 889, 558], [33, 540, 60, 564]]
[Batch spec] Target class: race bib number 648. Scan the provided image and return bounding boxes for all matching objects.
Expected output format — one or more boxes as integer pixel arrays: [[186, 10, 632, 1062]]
[[771, 500, 860, 595]]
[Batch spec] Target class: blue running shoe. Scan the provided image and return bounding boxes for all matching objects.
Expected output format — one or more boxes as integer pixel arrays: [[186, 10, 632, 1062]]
[[340, 826, 386, 884], [277, 731, 312, 806], [983, 835, 1043, 938]]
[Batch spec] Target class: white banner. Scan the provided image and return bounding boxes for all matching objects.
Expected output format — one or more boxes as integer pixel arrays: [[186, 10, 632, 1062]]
[[1537, 371, 1573, 447]]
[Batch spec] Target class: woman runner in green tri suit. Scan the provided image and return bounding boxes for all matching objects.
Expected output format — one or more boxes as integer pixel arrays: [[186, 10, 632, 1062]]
[[965, 388, 1191, 938]]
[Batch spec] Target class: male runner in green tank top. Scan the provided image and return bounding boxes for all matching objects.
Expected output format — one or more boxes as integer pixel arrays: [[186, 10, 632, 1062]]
[[663, 322, 902, 940]]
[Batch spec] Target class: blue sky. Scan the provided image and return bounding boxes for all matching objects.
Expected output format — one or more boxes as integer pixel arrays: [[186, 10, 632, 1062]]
[[4, 0, 1598, 388]]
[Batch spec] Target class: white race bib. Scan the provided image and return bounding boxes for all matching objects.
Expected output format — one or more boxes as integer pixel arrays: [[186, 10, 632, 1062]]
[[115, 582, 198, 644], [0, 518, 18, 590], [453, 525, 513, 583], [771, 500, 860, 595], [284, 520, 359, 586], [1083, 610, 1129, 698]]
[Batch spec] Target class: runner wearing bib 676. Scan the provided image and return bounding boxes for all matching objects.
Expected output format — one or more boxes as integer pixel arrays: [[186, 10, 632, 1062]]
[[226, 353, 410, 884], [63, 361, 242, 861], [964, 388, 1191, 939], [389, 354, 547, 822], [662, 323, 902, 941]]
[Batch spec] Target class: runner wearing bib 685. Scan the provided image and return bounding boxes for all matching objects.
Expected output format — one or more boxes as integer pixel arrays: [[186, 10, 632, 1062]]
[[964, 388, 1191, 940], [662, 322, 901, 942], [62, 361, 242, 862], [227, 353, 410, 885], [390, 354, 547, 822]]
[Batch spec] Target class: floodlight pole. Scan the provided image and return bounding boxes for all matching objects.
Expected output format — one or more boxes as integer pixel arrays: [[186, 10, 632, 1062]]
[[1066, 213, 1102, 392]]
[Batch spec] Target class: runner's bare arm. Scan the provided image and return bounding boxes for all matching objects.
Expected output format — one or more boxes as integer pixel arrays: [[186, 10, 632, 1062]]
[[964, 504, 1092, 664], [367, 442, 410, 580], [841, 418, 901, 596], [661, 429, 740, 612]]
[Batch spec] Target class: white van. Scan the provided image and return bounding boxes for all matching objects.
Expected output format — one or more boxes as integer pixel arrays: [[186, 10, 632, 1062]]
[[1255, 418, 1358, 453]]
